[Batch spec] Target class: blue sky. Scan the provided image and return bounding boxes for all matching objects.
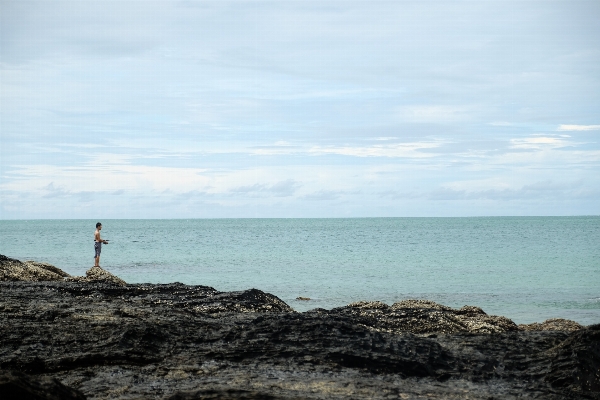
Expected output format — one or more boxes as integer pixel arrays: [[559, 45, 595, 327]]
[[1, 0, 599, 218]]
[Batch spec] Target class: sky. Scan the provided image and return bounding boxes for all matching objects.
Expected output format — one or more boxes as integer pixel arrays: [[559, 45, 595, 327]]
[[1, 0, 599, 218]]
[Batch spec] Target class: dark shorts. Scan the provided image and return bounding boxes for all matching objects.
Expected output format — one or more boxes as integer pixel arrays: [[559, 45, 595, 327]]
[[94, 241, 102, 258]]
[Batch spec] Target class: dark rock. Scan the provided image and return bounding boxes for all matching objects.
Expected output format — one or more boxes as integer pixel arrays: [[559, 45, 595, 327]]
[[0, 370, 86, 400], [0, 254, 597, 399], [545, 324, 600, 394], [520, 318, 584, 332], [66, 266, 127, 286], [168, 389, 295, 399], [0, 254, 22, 264], [1, 255, 127, 285], [333, 298, 519, 334], [0, 256, 70, 282]]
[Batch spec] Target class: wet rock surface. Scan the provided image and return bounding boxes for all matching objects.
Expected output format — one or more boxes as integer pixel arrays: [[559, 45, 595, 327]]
[[1, 278, 598, 399]]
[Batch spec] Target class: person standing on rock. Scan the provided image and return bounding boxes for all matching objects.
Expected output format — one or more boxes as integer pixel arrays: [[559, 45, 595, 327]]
[[94, 222, 109, 268]]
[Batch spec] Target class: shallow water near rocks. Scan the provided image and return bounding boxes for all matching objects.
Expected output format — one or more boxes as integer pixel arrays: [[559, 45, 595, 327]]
[[1, 217, 599, 324]]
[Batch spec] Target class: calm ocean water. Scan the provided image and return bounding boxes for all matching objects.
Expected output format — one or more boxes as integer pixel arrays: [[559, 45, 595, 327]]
[[1, 217, 598, 325]]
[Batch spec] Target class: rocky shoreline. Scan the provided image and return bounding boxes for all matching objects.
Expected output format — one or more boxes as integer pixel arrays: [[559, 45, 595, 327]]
[[1, 255, 598, 399]]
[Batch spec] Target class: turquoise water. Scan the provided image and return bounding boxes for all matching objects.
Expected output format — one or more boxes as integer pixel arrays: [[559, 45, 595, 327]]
[[1, 217, 599, 325]]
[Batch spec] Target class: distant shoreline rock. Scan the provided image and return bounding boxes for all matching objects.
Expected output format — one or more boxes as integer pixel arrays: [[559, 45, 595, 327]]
[[1, 254, 126, 286], [0, 254, 70, 282]]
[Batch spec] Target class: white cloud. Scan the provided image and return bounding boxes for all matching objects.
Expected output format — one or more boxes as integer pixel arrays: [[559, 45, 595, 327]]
[[429, 179, 586, 201], [395, 106, 471, 123], [301, 190, 345, 201], [557, 124, 600, 131], [229, 179, 301, 197], [509, 136, 569, 149], [2, 163, 211, 194], [309, 142, 442, 158], [105, 139, 445, 159]]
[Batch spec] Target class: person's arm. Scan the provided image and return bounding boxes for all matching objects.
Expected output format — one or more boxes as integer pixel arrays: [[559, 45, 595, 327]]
[[100, 233, 109, 244], [95, 230, 108, 243]]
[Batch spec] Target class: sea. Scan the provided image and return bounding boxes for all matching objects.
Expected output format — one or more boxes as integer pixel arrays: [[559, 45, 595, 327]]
[[1, 217, 599, 325]]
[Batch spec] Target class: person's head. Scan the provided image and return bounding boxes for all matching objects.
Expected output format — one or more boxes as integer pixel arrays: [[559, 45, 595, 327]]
[[96, 222, 102, 229]]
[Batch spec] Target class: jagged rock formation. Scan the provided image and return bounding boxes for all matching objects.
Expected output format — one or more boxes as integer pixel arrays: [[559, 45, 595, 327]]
[[0, 370, 86, 400], [545, 325, 600, 393], [336, 299, 519, 334], [1, 278, 598, 399], [1, 254, 126, 286], [0, 255, 597, 399], [66, 266, 127, 286], [520, 318, 584, 332], [0, 255, 70, 282]]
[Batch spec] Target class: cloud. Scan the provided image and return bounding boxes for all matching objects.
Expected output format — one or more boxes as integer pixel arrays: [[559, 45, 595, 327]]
[[309, 141, 443, 158], [395, 106, 472, 123], [41, 182, 104, 203], [230, 183, 267, 194], [248, 145, 304, 156], [429, 180, 585, 201], [2, 162, 211, 194], [301, 190, 344, 201], [229, 179, 301, 197], [109, 139, 445, 159], [377, 190, 420, 200], [521, 180, 583, 191], [557, 125, 600, 131], [509, 136, 571, 149], [269, 179, 302, 197], [42, 182, 69, 198]]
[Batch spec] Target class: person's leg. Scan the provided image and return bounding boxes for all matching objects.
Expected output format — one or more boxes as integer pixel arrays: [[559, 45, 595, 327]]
[[94, 242, 101, 266]]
